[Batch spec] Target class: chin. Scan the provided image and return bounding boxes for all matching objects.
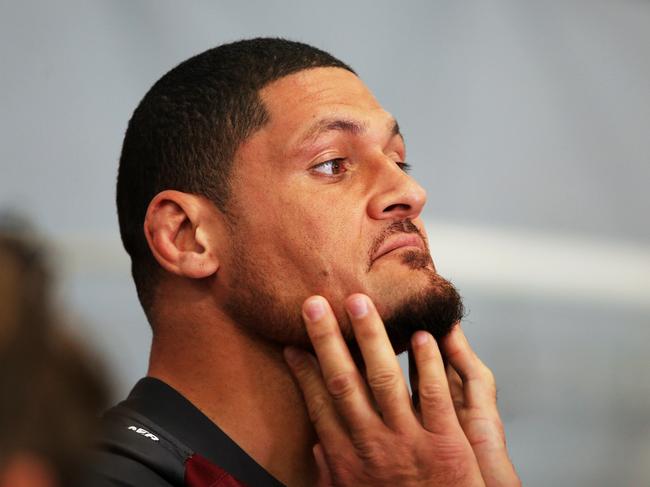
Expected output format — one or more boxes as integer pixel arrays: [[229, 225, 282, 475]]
[[379, 269, 464, 355]]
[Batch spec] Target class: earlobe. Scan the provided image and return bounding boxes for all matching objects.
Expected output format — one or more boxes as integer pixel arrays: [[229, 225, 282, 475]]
[[144, 191, 220, 279]]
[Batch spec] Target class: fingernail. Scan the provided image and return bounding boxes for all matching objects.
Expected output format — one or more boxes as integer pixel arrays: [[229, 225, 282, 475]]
[[413, 331, 429, 346], [347, 295, 368, 318], [304, 296, 326, 321]]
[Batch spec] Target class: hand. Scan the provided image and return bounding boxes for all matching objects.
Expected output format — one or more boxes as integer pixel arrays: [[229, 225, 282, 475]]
[[284, 294, 485, 487], [438, 325, 520, 487]]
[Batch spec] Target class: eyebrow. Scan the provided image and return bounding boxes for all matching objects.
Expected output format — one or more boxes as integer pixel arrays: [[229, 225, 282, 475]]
[[295, 117, 403, 149]]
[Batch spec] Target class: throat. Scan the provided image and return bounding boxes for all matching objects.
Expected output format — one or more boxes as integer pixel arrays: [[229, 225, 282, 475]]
[[147, 325, 318, 486]]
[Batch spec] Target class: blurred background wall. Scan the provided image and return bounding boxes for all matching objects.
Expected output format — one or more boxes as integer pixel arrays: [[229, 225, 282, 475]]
[[1, 1, 648, 485]]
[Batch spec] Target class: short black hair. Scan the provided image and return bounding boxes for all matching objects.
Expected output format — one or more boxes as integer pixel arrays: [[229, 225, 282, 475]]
[[116, 38, 355, 317]]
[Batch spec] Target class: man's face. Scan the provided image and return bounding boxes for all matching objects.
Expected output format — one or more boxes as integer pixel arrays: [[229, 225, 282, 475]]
[[216, 67, 462, 352]]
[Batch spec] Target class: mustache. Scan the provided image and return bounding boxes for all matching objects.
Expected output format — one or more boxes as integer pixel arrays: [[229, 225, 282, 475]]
[[367, 219, 429, 270]]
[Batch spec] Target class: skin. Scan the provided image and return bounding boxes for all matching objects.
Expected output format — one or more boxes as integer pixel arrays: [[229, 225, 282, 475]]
[[144, 67, 519, 486], [286, 294, 520, 486], [217, 67, 440, 347]]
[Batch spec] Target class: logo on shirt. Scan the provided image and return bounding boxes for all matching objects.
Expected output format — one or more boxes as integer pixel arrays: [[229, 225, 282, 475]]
[[127, 425, 160, 441]]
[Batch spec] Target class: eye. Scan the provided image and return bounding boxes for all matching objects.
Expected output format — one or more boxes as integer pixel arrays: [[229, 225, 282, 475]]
[[311, 158, 347, 176], [397, 161, 412, 173]]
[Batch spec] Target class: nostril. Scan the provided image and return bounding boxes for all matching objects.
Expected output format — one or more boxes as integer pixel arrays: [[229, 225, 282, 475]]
[[383, 203, 410, 213]]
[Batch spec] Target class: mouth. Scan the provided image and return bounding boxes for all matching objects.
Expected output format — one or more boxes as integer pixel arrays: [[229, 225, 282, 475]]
[[371, 234, 426, 263]]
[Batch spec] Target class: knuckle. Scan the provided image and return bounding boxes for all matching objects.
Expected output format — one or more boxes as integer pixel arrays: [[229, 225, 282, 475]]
[[326, 371, 357, 400], [308, 324, 337, 343], [466, 417, 507, 448], [288, 354, 312, 379], [481, 365, 496, 384], [354, 319, 380, 341], [477, 365, 497, 395], [306, 395, 329, 424], [418, 381, 445, 403], [367, 368, 400, 393], [418, 382, 453, 413]]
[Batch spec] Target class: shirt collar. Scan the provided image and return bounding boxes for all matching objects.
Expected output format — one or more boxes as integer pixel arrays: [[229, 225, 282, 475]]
[[124, 377, 285, 487]]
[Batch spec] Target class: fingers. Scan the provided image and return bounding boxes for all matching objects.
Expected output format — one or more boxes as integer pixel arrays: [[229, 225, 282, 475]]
[[440, 324, 481, 380], [441, 326, 521, 487], [345, 294, 415, 431], [441, 325, 497, 409], [301, 296, 382, 434], [313, 443, 334, 487], [290, 296, 505, 487], [410, 330, 461, 434], [446, 363, 465, 411], [283, 347, 349, 448]]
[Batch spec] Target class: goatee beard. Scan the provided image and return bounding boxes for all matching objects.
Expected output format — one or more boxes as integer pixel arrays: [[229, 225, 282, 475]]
[[382, 271, 464, 355], [366, 219, 465, 354]]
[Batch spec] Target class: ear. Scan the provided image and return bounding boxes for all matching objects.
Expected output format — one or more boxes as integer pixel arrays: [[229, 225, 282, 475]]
[[144, 190, 220, 279]]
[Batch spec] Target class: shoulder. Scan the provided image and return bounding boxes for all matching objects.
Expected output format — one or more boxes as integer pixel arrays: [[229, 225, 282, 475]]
[[83, 378, 281, 487], [82, 449, 175, 487], [81, 404, 188, 487]]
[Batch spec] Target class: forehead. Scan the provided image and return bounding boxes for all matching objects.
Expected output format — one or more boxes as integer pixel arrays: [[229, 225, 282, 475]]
[[258, 67, 393, 145]]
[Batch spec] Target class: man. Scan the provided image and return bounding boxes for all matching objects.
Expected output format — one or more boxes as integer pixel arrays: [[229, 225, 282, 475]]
[[87, 38, 519, 486]]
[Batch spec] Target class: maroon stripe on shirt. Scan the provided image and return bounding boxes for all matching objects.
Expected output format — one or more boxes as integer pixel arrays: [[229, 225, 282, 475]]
[[185, 452, 248, 487]]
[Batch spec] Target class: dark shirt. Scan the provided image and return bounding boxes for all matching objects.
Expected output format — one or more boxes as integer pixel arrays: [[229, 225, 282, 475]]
[[84, 377, 285, 487]]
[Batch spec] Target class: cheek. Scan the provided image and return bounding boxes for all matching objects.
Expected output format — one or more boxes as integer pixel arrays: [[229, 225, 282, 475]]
[[276, 209, 355, 278], [251, 182, 369, 287]]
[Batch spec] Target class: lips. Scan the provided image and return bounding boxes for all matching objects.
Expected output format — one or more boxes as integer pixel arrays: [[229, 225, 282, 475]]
[[372, 233, 425, 263]]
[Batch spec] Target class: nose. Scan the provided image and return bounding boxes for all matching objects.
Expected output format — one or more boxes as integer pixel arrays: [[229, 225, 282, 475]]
[[366, 160, 427, 221]]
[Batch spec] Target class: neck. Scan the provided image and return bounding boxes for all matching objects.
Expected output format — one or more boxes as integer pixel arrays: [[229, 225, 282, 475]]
[[148, 306, 317, 487]]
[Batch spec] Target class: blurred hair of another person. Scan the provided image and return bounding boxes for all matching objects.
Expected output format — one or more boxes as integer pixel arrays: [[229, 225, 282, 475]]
[[0, 212, 109, 487]]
